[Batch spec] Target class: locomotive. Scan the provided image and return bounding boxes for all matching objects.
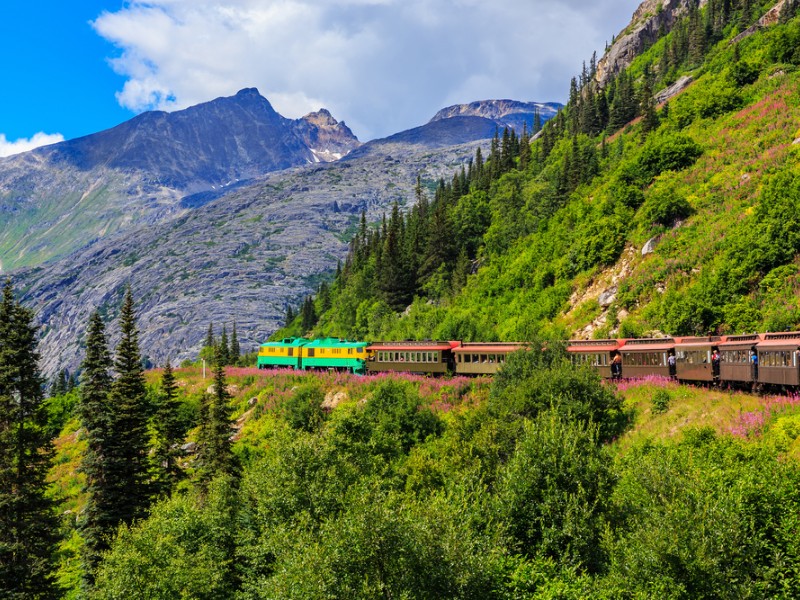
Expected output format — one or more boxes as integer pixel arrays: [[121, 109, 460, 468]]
[[257, 331, 800, 388]]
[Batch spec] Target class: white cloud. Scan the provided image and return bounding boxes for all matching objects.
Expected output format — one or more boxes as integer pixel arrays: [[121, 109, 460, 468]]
[[0, 132, 65, 158], [92, 0, 639, 141]]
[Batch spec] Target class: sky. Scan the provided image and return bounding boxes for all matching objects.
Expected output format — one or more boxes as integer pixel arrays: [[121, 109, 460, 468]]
[[0, 0, 641, 157]]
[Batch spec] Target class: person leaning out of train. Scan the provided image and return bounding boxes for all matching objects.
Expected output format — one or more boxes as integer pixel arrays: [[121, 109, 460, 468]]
[[711, 349, 721, 381], [750, 349, 759, 379], [610, 353, 622, 379]]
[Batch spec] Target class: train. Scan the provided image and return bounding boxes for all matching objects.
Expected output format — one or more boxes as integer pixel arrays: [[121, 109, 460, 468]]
[[256, 337, 524, 376], [256, 331, 800, 388]]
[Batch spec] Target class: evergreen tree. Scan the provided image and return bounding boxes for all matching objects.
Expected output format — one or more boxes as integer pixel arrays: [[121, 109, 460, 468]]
[[51, 369, 68, 397], [151, 359, 184, 497], [300, 297, 317, 332], [640, 78, 659, 135], [219, 324, 230, 366], [107, 286, 151, 521], [230, 321, 240, 365], [285, 305, 295, 327], [205, 323, 215, 350], [196, 347, 240, 488], [77, 310, 114, 584], [0, 280, 60, 599]]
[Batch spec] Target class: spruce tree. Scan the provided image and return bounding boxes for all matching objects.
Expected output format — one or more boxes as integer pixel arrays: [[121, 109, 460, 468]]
[[51, 369, 68, 397], [219, 324, 230, 366], [77, 310, 114, 584], [196, 347, 239, 488], [230, 321, 240, 365], [0, 280, 60, 599], [151, 359, 184, 497], [107, 286, 151, 522]]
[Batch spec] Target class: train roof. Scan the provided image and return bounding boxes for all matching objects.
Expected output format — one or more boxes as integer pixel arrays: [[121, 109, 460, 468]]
[[454, 343, 526, 354], [756, 332, 800, 349], [367, 341, 457, 352], [303, 337, 368, 348], [674, 336, 724, 349], [620, 338, 675, 352], [259, 337, 310, 348], [567, 339, 621, 353]]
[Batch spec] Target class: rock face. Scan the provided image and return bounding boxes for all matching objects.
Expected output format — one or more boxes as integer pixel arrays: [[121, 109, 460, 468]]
[[292, 109, 361, 162], [732, 0, 789, 43], [429, 100, 562, 133], [0, 88, 360, 272], [654, 75, 694, 105], [595, 0, 708, 88]]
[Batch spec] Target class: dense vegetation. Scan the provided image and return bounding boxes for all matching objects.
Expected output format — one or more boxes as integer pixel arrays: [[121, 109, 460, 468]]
[[278, 0, 800, 343], [38, 341, 800, 599]]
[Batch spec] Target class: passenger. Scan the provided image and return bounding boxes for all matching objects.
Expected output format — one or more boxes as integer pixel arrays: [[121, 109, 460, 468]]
[[711, 349, 720, 381], [611, 353, 622, 380], [667, 352, 676, 378], [750, 349, 759, 381]]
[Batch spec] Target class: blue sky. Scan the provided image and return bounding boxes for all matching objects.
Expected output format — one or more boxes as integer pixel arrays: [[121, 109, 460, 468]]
[[1, 1, 131, 149], [1, 1, 639, 156]]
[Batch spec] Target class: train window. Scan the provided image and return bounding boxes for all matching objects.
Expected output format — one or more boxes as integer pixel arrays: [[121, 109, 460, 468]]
[[433, 353, 438, 363], [499, 355, 505, 364]]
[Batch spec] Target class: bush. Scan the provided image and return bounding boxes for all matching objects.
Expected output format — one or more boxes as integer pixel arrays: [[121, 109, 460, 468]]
[[729, 61, 760, 87], [638, 133, 703, 181], [638, 188, 693, 227], [490, 340, 629, 443], [651, 389, 671, 414], [497, 413, 613, 572], [282, 383, 326, 432]]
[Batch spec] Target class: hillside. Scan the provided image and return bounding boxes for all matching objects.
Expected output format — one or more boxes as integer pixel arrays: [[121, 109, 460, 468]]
[[300, 0, 800, 345], [45, 351, 800, 597]]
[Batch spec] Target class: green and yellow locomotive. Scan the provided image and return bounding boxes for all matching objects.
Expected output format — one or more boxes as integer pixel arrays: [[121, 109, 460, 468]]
[[257, 337, 368, 374]]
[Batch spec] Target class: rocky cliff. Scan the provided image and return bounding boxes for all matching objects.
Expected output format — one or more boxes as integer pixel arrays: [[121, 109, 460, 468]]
[[595, 0, 708, 87], [0, 89, 360, 272]]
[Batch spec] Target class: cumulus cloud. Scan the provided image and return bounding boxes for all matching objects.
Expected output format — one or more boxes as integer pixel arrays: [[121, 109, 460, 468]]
[[92, 0, 638, 141], [0, 132, 65, 158]]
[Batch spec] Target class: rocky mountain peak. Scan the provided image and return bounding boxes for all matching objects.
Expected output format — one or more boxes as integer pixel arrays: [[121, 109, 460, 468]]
[[429, 99, 562, 133], [293, 109, 361, 163]]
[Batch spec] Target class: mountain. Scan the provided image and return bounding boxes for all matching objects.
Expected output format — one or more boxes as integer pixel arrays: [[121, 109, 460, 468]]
[[0, 88, 360, 272], [7, 93, 565, 375], [429, 99, 561, 133]]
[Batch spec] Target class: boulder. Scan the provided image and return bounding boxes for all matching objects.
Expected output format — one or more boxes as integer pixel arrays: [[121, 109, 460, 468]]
[[642, 234, 662, 256]]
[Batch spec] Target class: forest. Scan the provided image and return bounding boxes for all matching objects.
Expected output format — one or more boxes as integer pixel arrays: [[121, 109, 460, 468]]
[[279, 0, 800, 344]]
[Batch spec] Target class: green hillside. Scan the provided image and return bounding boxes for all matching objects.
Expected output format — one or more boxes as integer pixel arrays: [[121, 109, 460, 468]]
[[46, 355, 800, 598], [290, 0, 800, 343]]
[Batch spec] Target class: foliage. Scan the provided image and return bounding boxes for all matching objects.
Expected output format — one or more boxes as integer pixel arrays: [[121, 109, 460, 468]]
[[489, 339, 629, 443], [280, 382, 326, 433], [497, 413, 613, 572], [0, 280, 61, 599], [651, 388, 672, 414]]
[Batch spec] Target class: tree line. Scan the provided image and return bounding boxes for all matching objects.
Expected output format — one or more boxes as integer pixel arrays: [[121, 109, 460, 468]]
[[0, 282, 240, 596]]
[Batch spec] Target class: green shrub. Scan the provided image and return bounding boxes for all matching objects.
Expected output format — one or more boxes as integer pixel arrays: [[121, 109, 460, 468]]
[[282, 383, 326, 432], [651, 389, 671, 414], [638, 187, 693, 227]]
